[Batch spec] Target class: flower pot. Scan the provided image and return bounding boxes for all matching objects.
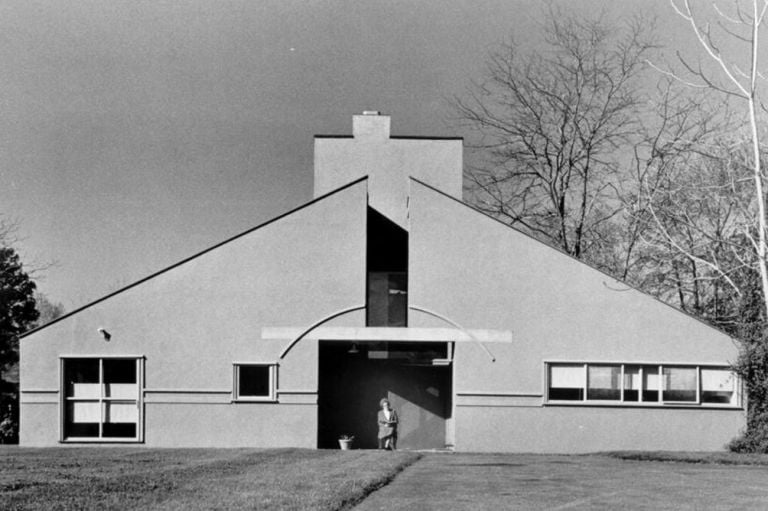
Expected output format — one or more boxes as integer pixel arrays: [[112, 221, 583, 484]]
[[338, 439, 353, 450]]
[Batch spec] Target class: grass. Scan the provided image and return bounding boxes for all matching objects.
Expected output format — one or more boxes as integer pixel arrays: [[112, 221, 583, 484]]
[[0, 447, 421, 510], [355, 453, 768, 510], [601, 450, 768, 466]]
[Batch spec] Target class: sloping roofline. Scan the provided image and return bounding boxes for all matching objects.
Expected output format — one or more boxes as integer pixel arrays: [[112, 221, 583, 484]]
[[21, 176, 369, 338], [408, 176, 736, 340], [24, 173, 732, 341], [314, 135, 463, 140]]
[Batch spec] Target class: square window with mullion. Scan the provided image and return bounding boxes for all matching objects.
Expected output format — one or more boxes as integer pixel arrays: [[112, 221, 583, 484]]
[[62, 358, 139, 440]]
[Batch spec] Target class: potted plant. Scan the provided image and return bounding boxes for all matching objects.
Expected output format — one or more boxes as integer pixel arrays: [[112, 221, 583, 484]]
[[338, 434, 354, 450]]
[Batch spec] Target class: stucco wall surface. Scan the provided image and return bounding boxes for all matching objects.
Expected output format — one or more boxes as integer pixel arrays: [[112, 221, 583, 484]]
[[455, 405, 743, 453], [408, 180, 744, 452], [144, 403, 316, 448], [20, 179, 368, 446]]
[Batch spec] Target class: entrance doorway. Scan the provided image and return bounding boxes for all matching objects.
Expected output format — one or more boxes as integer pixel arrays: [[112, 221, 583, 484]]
[[317, 341, 452, 450]]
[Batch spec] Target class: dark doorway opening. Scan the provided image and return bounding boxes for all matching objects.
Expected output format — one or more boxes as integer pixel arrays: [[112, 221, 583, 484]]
[[317, 341, 452, 449]]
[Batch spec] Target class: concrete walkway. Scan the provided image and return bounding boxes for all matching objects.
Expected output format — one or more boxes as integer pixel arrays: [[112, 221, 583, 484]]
[[354, 452, 768, 510]]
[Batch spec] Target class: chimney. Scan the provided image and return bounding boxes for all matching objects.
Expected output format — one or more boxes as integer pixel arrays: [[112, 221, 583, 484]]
[[352, 111, 390, 140]]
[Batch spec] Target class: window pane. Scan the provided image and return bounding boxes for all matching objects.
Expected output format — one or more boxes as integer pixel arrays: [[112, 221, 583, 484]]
[[701, 368, 735, 404], [663, 366, 697, 402], [103, 402, 138, 438], [548, 364, 584, 400], [368, 272, 407, 327], [64, 401, 99, 438], [623, 366, 640, 401], [103, 359, 137, 398], [387, 273, 407, 327], [65, 359, 100, 398], [642, 366, 659, 402], [104, 402, 138, 423], [70, 401, 100, 422], [104, 359, 136, 384], [238, 365, 271, 398], [587, 365, 621, 400]]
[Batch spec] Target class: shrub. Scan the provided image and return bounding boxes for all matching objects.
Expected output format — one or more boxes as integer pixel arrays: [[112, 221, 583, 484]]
[[729, 311, 768, 453], [0, 390, 18, 444]]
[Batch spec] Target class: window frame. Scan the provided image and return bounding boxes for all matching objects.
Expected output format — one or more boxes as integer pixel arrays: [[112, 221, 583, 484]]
[[232, 362, 278, 402], [544, 361, 741, 408], [59, 355, 144, 443]]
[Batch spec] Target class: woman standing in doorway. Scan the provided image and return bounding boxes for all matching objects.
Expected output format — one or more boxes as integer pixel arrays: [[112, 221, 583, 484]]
[[377, 398, 398, 450]]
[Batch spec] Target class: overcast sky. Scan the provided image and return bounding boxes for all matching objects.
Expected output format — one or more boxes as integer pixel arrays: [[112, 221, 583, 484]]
[[0, 0, 733, 310]]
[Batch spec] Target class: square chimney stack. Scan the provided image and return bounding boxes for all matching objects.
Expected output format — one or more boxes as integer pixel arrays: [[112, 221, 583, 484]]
[[352, 111, 390, 140]]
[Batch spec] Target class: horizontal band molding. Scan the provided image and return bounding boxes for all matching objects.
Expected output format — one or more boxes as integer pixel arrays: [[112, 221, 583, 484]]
[[456, 391, 543, 397], [144, 389, 231, 394], [543, 402, 743, 410], [544, 360, 735, 367], [457, 404, 542, 408]]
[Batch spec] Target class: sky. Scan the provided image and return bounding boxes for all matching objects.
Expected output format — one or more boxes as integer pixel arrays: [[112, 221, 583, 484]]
[[0, 0, 734, 310]]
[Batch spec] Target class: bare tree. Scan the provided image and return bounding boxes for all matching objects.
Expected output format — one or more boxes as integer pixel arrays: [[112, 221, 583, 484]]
[[650, 0, 768, 318], [638, 134, 756, 323], [617, 82, 728, 286], [454, 9, 655, 266], [641, 0, 768, 451]]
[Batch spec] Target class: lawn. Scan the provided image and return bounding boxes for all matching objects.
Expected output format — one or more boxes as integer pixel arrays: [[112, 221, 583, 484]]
[[355, 452, 768, 510], [0, 447, 421, 510]]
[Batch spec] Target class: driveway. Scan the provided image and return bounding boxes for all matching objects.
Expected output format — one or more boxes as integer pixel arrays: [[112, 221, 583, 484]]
[[354, 452, 768, 510]]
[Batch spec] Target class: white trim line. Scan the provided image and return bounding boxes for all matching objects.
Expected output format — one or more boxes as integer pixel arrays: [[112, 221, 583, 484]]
[[265, 326, 512, 342], [456, 391, 543, 397], [457, 404, 542, 409], [544, 359, 736, 366], [144, 389, 231, 394], [59, 354, 145, 359], [542, 402, 743, 410]]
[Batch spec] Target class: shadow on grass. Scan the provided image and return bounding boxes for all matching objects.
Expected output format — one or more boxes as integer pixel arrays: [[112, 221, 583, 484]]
[[600, 450, 768, 466], [452, 463, 526, 467]]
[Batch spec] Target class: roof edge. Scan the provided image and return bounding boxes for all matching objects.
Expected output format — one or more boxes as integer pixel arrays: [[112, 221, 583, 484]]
[[408, 177, 736, 340], [314, 135, 463, 141], [21, 176, 369, 338]]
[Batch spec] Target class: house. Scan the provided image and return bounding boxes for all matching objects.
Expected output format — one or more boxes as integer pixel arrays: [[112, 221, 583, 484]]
[[20, 112, 744, 452]]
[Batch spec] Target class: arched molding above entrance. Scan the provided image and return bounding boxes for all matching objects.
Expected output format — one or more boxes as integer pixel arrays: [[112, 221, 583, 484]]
[[271, 305, 503, 363], [408, 305, 496, 362], [277, 305, 367, 360]]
